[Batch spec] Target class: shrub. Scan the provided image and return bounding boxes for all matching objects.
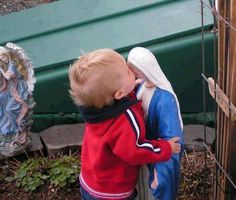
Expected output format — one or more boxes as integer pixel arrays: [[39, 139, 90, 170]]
[[15, 157, 49, 191], [14, 155, 81, 191]]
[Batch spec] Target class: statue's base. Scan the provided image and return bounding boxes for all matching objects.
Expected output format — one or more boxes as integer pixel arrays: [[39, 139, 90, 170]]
[[0, 133, 43, 160]]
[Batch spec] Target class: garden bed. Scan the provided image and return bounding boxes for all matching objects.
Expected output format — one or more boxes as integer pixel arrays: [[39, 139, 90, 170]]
[[0, 150, 215, 200]]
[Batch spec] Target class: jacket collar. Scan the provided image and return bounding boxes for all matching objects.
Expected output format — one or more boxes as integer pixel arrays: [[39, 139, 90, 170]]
[[78, 97, 139, 123]]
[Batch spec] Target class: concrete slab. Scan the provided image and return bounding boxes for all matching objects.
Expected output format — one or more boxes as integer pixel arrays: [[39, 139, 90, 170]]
[[183, 124, 215, 152], [26, 133, 43, 152], [39, 123, 84, 155]]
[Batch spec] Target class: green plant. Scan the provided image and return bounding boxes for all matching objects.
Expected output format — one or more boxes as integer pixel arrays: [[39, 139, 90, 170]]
[[14, 155, 81, 191], [49, 156, 80, 187], [15, 157, 49, 191]]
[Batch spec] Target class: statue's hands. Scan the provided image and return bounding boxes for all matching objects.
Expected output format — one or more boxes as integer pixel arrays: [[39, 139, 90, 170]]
[[0, 68, 11, 80], [0, 68, 4, 74], [135, 78, 143, 86], [151, 168, 158, 189]]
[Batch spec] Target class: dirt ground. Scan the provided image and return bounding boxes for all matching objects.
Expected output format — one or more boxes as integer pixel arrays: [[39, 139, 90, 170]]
[[0, 182, 81, 200], [0, 151, 215, 200], [0, 0, 56, 16]]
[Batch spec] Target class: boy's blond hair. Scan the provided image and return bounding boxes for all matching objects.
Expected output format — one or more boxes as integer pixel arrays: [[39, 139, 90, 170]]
[[69, 49, 125, 108]]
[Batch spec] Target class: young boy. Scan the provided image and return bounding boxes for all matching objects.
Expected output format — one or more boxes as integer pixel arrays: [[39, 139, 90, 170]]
[[128, 47, 184, 200], [68, 49, 181, 200]]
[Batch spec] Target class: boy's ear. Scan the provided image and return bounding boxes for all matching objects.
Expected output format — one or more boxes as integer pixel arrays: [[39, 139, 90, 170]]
[[114, 89, 125, 100]]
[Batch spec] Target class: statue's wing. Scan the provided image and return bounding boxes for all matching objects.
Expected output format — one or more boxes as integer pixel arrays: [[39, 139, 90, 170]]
[[5, 42, 36, 94]]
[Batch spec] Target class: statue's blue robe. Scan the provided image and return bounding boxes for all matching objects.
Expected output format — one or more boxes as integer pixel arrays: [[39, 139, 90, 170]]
[[144, 88, 184, 200]]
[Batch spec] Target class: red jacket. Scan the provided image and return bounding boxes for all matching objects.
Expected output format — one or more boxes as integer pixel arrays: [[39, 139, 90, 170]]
[[78, 96, 172, 199]]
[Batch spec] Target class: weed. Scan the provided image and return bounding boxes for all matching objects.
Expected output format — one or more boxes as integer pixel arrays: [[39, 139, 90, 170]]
[[14, 155, 80, 191]]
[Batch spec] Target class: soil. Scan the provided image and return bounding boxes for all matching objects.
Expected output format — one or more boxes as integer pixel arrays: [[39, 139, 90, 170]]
[[0, 182, 81, 200]]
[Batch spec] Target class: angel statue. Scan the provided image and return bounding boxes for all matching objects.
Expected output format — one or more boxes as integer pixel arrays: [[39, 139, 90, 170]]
[[0, 43, 36, 157]]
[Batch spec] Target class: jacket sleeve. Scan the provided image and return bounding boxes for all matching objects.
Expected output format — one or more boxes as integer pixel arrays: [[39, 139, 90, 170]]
[[109, 106, 172, 166]]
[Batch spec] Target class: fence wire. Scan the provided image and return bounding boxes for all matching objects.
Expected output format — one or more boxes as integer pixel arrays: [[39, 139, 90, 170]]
[[200, 1, 236, 199]]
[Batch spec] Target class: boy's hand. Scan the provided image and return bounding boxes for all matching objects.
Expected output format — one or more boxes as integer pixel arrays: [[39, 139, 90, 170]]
[[167, 137, 181, 154]]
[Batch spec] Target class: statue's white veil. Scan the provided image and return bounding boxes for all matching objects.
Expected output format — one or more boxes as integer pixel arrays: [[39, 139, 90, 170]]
[[128, 47, 183, 130]]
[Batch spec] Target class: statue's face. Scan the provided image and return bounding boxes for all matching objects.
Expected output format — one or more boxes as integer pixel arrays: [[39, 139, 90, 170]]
[[0, 53, 9, 65]]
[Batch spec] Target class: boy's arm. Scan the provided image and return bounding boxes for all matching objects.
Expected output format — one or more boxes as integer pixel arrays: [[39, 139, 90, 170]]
[[109, 107, 172, 166]]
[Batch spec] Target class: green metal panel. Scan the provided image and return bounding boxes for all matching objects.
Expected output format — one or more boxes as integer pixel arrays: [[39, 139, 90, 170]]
[[0, 0, 214, 116], [0, 0, 176, 45]]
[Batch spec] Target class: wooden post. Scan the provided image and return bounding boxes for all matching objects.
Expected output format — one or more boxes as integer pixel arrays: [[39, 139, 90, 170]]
[[216, 0, 227, 198], [228, 1, 236, 199], [216, 0, 236, 199]]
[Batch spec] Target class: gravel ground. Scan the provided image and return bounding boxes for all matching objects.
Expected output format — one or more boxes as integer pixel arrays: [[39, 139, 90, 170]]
[[0, 0, 56, 16]]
